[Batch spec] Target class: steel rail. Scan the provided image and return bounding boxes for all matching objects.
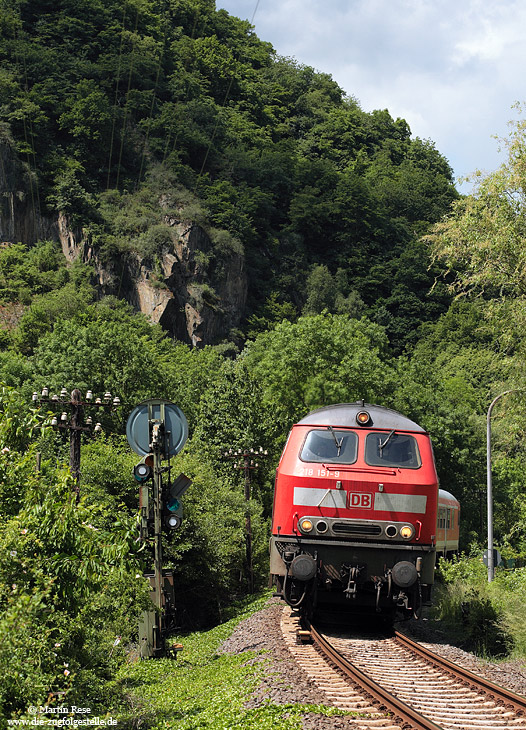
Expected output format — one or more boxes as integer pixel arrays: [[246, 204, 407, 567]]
[[394, 630, 526, 715], [309, 623, 443, 730]]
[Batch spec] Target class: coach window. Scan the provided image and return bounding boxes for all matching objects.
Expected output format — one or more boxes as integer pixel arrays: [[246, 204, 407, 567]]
[[300, 429, 358, 464], [365, 432, 421, 469]]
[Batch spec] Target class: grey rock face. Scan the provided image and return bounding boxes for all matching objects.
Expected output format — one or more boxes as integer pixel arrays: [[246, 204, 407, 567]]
[[0, 141, 247, 346]]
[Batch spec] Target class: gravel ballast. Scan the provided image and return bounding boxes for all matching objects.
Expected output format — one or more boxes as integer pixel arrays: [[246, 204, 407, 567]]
[[219, 597, 526, 730]]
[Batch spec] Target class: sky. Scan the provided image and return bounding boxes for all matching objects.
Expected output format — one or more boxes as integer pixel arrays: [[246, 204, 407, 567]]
[[215, 0, 526, 192]]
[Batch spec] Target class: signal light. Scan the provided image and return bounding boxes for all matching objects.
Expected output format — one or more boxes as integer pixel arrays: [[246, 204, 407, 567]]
[[162, 473, 191, 531], [400, 525, 414, 539], [166, 512, 182, 529], [134, 455, 154, 483], [163, 492, 183, 530]]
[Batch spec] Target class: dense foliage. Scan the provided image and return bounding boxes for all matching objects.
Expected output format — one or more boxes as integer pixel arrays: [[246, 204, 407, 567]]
[[435, 556, 526, 657], [1, 0, 526, 723], [0, 0, 458, 349]]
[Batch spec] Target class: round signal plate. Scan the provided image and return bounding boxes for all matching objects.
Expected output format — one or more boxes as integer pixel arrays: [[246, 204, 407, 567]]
[[126, 399, 188, 457]]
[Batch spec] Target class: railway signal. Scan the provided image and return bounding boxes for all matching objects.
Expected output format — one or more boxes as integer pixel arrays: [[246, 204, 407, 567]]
[[163, 495, 183, 530], [134, 458, 153, 483], [126, 400, 189, 657]]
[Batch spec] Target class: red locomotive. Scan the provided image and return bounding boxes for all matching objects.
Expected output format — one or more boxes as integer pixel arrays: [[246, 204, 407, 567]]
[[270, 402, 460, 619]]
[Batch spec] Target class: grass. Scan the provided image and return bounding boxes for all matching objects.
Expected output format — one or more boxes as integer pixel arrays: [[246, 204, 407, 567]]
[[433, 557, 526, 659], [110, 592, 365, 729]]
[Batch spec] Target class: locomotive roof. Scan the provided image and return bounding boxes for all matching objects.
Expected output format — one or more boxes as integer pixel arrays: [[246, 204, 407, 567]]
[[296, 402, 427, 433]]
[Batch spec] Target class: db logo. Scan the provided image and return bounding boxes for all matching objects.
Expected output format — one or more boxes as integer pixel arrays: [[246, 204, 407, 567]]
[[349, 493, 372, 509]]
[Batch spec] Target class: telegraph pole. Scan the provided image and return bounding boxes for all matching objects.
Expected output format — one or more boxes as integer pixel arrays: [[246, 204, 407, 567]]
[[69, 389, 83, 487], [32, 387, 120, 501], [223, 446, 268, 592]]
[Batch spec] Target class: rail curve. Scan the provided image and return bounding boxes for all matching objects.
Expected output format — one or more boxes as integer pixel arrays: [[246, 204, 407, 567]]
[[280, 606, 526, 730]]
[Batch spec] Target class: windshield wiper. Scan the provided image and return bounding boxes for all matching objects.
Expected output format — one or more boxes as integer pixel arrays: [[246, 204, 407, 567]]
[[327, 425, 344, 456], [379, 429, 395, 456]]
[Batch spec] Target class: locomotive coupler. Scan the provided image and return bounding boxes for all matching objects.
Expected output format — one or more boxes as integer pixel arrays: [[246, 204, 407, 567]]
[[341, 564, 364, 599]]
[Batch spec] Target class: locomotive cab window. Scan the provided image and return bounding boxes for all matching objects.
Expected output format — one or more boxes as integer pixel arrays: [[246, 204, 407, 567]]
[[365, 432, 421, 469], [300, 429, 358, 464]]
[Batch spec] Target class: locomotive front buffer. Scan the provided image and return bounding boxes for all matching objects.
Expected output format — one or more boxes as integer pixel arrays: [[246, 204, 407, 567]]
[[272, 537, 433, 618]]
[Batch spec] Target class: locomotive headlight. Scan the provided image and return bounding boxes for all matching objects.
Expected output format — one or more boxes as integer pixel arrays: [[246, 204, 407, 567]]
[[299, 518, 314, 533], [356, 410, 371, 426], [400, 525, 414, 539]]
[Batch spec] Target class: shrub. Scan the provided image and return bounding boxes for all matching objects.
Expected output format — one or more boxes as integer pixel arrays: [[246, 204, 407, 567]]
[[433, 556, 514, 657]]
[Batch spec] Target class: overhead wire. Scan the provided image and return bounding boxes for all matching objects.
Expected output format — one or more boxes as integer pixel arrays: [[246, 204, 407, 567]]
[[115, 7, 141, 297], [192, 0, 262, 194], [136, 1, 169, 189], [89, 1, 262, 199], [106, 5, 128, 190], [115, 8, 140, 191], [160, 7, 202, 167], [12, 15, 43, 240]]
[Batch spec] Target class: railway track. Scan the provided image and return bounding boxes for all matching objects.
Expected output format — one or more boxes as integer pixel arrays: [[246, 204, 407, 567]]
[[281, 607, 526, 730]]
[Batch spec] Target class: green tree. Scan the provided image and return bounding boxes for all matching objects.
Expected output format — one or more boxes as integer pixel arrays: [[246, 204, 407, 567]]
[[242, 312, 395, 429], [0, 385, 148, 720]]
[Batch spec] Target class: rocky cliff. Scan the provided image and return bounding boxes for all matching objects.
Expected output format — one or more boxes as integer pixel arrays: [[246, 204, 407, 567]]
[[90, 216, 247, 348], [0, 140, 247, 346], [0, 140, 57, 244]]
